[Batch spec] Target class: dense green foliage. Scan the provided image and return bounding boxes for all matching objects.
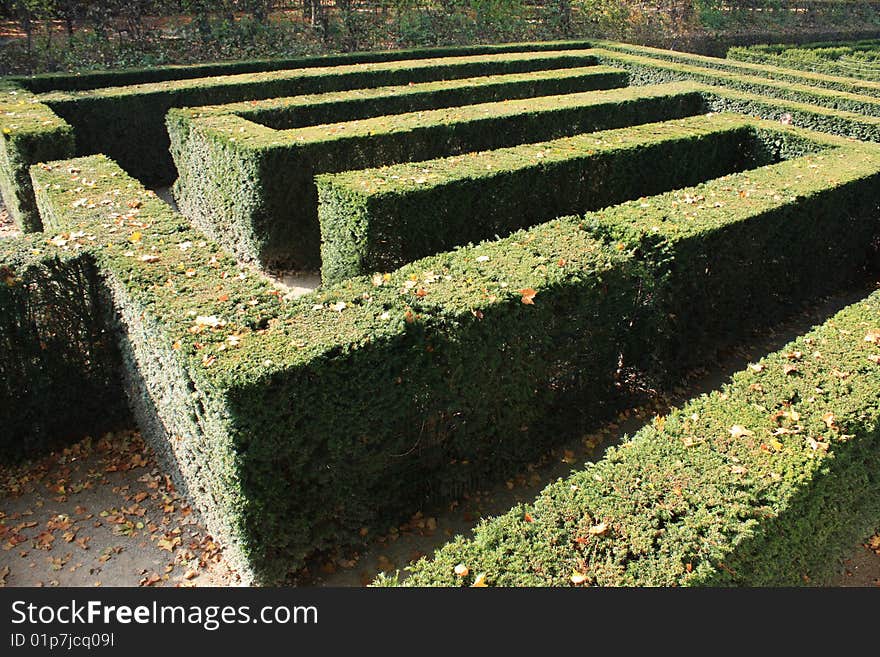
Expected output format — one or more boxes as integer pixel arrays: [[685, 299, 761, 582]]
[[0, 234, 130, 461], [169, 82, 706, 269], [315, 114, 822, 283], [0, 83, 74, 230], [729, 40, 880, 82], [28, 125, 880, 580], [391, 289, 880, 586], [37, 48, 601, 186]]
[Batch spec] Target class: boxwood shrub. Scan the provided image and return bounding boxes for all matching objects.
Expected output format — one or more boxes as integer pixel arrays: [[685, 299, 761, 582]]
[[315, 114, 829, 284], [30, 136, 880, 581], [391, 289, 880, 587], [169, 82, 707, 270]]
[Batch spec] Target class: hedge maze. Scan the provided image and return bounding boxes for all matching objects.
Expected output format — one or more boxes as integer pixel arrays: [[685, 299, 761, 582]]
[[1, 40, 879, 586]]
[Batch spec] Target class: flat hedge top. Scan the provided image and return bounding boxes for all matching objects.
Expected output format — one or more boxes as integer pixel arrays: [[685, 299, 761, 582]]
[[183, 82, 705, 149], [34, 49, 600, 102], [592, 48, 880, 111], [395, 287, 880, 586], [595, 40, 880, 94], [32, 126, 880, 393], [172, 65, 623, 121], [0, 82, 71, 137], [316, 113, 842, 195]]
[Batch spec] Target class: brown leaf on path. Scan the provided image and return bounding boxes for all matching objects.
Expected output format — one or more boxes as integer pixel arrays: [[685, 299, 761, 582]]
[[519, 288, 537, 305]]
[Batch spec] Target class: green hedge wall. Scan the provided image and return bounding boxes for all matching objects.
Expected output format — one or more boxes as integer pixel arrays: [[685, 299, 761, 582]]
[[38, 49, 602, 186], [0, 233, 130, 462], [0, 83, 74, 231], [596, 41, 880, 98], [728, 41, 880, 82], [702, 87, 880, 143], [14, 40, 595, 94], [391, 289, 880, 587], [185, 66, 628, 131], [169, 82, 708, 270], [591, 48, 880, 119], [316, 114, 828, 284], [31, 136, 880, 582], [586, 142, 880, 374]]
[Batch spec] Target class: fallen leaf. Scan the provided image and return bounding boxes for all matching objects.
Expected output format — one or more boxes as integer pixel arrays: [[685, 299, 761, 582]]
[[471, 572, 488, 587], [519, 288, 537, 305], [588, 522, 608, 536], [729, 425, 754, 439], [570, 571, 589, 585], [454, 564, 469, 577]]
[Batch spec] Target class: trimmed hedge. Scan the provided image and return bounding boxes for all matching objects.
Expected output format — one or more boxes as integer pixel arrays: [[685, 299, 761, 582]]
[[584, 141, 880, 373], [0, 64, 623, 238], [391, 289, 880, 587], [0, 83, 74, 231], [37, 49, 602, 186], [315, 114, 828, 284], [595, 40, 880, 98], [31, 134, 880, 582], [14, 40, 595, 94], [177, 65, 628, 131], [169, 82, 708, 270], [702, 86, 880, 143], [591, 48, 880, 119], [728, 41, 880, 82], [0, 233, 130, 461]]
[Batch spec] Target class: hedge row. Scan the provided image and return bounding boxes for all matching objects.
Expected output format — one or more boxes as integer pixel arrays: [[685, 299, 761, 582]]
[[0, 233, 129, 461], [0, 63, 621, 238], [392, 289, 880, 587], [315, 114, 827, 284], [37, 49, 601, 186], [176, 65, 628, 131], [30, 134, 880, 581], [595, 40, 880, 98], [169, 82, 707, 270], [0, 83, 74, 231], [14, 40, 595, 94], [591, 48, 880, 119], [702, 86, 880, 143], [728, 42, 880, 82]]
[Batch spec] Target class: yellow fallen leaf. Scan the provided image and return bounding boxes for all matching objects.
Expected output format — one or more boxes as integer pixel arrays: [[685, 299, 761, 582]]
[[471, 572, 488, 587]]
